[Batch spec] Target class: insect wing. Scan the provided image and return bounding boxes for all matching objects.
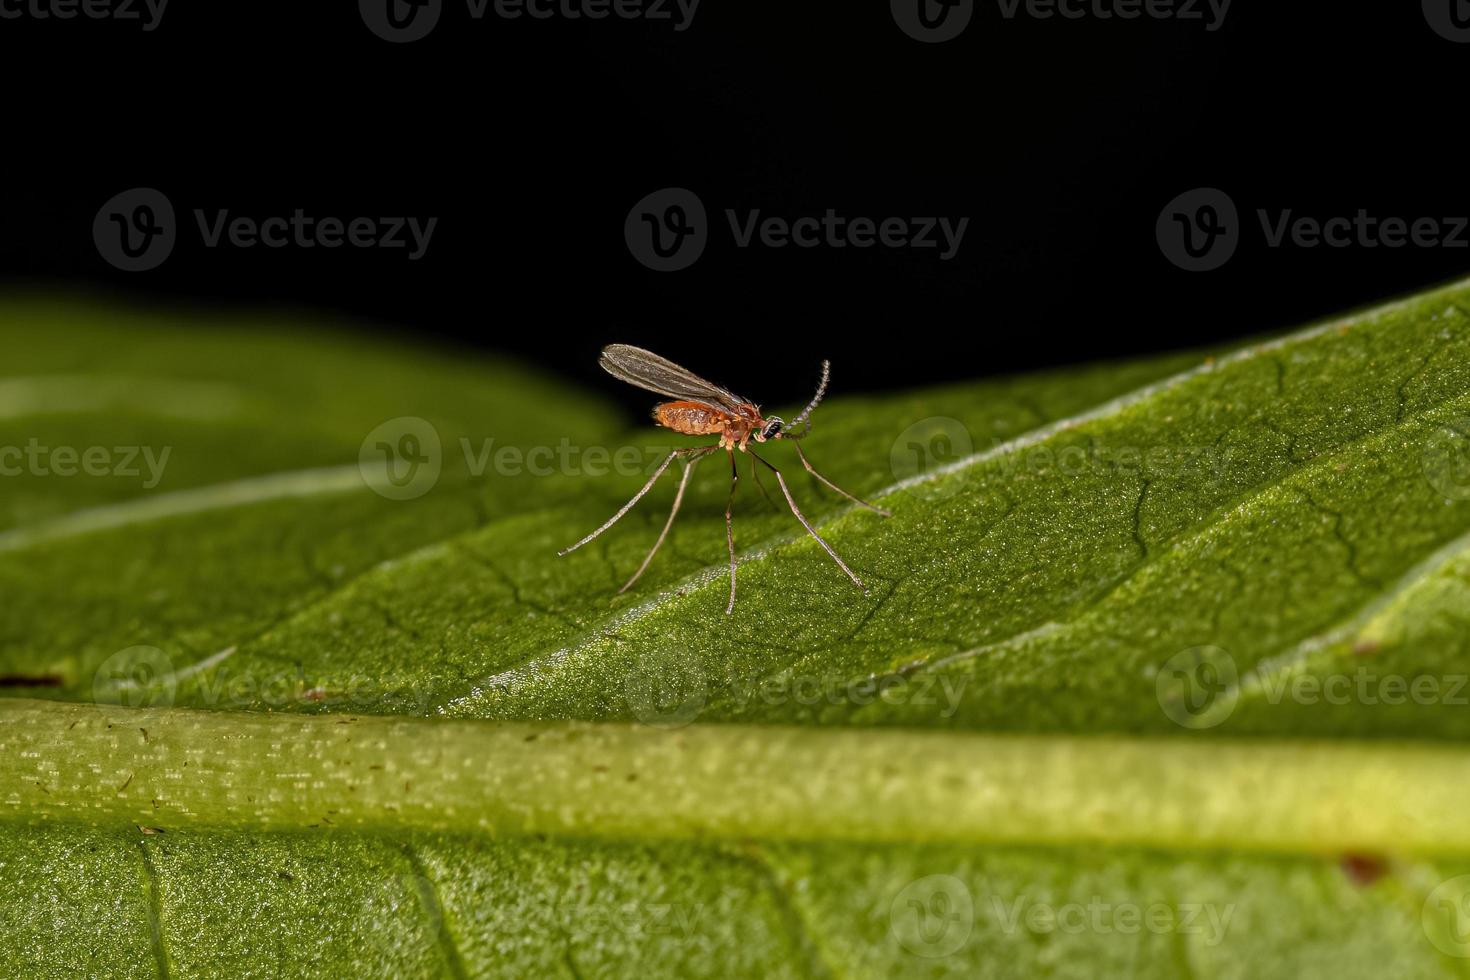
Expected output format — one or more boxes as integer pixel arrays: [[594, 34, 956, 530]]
[[599, 344, 746, 412]]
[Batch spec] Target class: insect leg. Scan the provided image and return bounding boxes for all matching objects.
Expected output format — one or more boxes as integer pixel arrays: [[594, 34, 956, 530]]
[[790, 440, 891, 517], [748, 452, 779, 510], [724, 447, 739, 614], [749, 449, 868, 593], [617, 447, 714, 593], [559, 447, 693, 556]]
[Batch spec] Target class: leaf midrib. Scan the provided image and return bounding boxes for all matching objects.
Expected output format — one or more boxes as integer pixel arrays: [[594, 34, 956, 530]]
[[6, 698, 1470, 858]]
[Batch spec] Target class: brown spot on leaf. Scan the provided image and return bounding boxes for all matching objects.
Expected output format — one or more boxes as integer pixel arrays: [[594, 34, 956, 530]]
[[0, 674, 63, 687], [1341, 853, 1389, 885]]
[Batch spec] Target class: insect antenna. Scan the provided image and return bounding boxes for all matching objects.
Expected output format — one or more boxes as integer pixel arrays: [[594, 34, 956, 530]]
[[782, 360, 830, 440]]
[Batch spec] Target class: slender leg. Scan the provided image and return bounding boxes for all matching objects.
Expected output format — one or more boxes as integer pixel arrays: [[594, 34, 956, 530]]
[[750, 449, 868, 593], [724, 448, 739, 614], [749, 452, 779, 510], [618, 449, 710, 593], [790, 440, 891, 517], [560, 447, 699, 556]]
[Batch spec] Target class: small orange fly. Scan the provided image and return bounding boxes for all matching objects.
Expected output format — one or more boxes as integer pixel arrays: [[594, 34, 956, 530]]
[[559, 344, 890, 614]]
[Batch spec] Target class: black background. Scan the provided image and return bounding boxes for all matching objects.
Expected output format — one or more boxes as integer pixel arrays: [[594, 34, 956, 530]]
[[1, 1, 1465, 413]]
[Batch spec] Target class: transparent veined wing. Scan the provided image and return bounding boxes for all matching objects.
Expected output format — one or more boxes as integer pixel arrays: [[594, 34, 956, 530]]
[[599, 344, 747, 412]]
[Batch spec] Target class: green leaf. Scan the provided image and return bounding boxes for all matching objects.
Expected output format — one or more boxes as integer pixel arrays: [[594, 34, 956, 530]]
[[3, 282, 1470, 977]]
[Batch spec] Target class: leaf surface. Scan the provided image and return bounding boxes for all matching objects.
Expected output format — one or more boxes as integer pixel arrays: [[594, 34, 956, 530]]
[[4, 285, 1470, 977]]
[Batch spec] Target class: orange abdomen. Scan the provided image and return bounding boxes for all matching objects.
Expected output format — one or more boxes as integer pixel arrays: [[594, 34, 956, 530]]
[[654, 401, 727, 436]]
